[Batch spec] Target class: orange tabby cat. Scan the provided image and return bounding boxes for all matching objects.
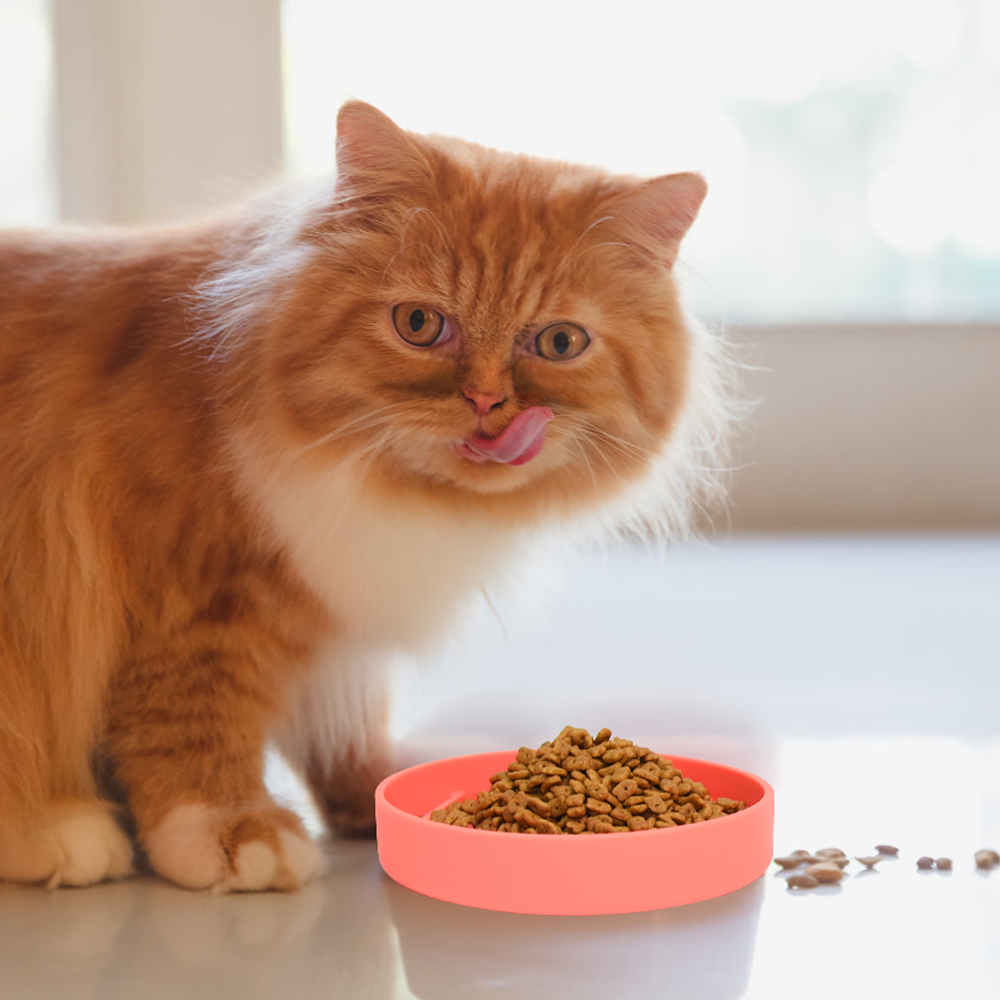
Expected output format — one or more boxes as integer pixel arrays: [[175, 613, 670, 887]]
[[0, 102, 733, 891]]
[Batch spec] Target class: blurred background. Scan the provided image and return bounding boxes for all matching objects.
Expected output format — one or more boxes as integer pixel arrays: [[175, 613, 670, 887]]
[[1, 4, 997, 997]]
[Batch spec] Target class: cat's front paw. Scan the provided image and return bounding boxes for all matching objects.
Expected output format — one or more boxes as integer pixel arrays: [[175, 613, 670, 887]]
[[0, 800, 134, 888], [144, 802, 323, 892]]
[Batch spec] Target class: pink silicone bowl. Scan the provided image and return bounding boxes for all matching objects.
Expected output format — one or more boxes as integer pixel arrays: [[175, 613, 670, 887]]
[[375, 750, 774, 915]]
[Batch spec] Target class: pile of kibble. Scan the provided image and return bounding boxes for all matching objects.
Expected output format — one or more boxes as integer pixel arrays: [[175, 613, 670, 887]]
[[775, 845, 1000, 889], [428, 726, 746, 835]]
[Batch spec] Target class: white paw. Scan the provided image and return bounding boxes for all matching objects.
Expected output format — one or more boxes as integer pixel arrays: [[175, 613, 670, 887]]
[[145, 803, 323, 893], [39, 802, 134, 888]]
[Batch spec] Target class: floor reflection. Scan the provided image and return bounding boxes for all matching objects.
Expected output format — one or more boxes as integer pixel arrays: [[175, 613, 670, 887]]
[[0, 842, 400, 1000], [0, 838, 766, 1000], [385, 873, 765, 1000]]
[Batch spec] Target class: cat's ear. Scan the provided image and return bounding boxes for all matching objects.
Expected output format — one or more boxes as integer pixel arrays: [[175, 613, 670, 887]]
[[609, 172, 707, 268], [335, 101, 430, 192]]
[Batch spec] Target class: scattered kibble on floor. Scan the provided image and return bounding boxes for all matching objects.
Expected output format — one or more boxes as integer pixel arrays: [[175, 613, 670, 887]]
[[786, 874, 819, 890], [773, 845, 998, 888], [804, 862, 845, 883], [854, 855, 882, 869]]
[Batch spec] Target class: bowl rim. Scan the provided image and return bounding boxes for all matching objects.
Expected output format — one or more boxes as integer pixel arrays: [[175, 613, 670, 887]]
[[376, 749, 773, 844]]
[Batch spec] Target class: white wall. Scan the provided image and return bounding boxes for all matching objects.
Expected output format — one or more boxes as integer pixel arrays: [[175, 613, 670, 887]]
[[727, 324, 1000, 530], [52, 0, 282, 225]]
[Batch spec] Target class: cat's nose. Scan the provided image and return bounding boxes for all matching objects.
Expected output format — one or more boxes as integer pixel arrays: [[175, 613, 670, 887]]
[[462, 387, 507, 417]]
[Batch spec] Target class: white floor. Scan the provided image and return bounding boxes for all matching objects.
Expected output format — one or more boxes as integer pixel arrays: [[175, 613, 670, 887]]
[[2, 535, 998, 1000]]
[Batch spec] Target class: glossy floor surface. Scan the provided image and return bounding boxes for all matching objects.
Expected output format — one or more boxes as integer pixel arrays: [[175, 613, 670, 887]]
[[2, 536, 998, 999]]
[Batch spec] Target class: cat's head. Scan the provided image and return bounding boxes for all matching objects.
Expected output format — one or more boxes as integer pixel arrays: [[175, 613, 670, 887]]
[[242, 102, 733, 534]]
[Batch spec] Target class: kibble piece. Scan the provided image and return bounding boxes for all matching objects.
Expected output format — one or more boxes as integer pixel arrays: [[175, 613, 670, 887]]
[[875, 844, 899, 856], [814, 848, 846, 861], [526, 797, 551, 818], [716, 797, 746, 813], [974, 849, 1000, 870], [935, 857, 953, 870], [612, 778, 639, 801], [854, 855, 882, 869], [633, 764, 662, 784], [773, 854, 811, 870], [774, 849, 817, 869], [916, 856, 935, 870], [786, 874, 820, 889], [804, 862, 845, 883], [643, 793, 667, 815]]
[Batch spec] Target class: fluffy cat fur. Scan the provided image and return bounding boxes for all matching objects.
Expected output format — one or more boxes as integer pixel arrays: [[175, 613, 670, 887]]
[[0, 102, 735, 891]]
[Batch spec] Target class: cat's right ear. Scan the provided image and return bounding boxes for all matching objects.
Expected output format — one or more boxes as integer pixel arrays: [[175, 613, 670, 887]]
[[335, 101, 430, 193], [607, 172, 708, 269]]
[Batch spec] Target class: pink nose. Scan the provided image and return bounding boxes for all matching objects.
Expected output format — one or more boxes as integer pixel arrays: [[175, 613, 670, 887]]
[[462, 387, 506, 417]]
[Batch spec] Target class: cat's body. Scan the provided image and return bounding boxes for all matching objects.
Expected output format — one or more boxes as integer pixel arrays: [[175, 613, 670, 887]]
[[0, 103, 732, 890]]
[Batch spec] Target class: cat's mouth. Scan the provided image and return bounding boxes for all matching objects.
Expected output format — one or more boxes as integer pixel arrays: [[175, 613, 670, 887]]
[[453, 406, 554, 467]]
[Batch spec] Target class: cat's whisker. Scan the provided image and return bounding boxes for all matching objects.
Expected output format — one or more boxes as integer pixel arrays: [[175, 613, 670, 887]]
[[552, 215, 615, 283], [378, 206, 453, 290], [291, 402, 421, 457], [576, 423, 652, 461], [316, 428, 399, 530], [555, 236, 646, 280], [574, 428, 623, 483], [408, 207, 453, 254], [560, 416, 651, 467], [570, 438, 599, 492]]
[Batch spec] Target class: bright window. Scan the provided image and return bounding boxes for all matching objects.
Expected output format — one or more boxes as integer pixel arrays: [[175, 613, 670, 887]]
[[282, 0, 1000, 324], [0, 0, 54, 226]]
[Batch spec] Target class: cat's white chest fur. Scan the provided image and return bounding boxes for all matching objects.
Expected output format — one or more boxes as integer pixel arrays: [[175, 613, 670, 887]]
[[245, 455, 523, 648]]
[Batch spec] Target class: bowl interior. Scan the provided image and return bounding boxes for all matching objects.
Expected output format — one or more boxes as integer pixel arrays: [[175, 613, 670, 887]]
[[381, 751, 767, 821]]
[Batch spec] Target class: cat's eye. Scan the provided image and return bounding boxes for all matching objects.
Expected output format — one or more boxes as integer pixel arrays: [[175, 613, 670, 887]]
[[534, 322, 590, 361], [392, 303, 446, 347]]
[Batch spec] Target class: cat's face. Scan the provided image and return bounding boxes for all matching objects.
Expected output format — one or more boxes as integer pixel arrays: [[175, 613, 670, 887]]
[[266, 103, 706, 518]]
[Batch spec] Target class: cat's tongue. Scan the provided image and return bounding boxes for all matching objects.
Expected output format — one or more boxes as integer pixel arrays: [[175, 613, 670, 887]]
[[461, 406, 554, 466]]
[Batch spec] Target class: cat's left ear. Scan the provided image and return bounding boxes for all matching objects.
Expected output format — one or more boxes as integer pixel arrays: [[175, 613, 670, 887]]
[[610, 172, 707, 268]]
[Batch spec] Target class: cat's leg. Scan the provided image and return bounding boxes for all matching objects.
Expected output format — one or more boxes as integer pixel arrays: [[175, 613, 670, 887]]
[[273, 645, 395, 837], [0, 662, 133, 887], [105, 642, 323, 892]]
